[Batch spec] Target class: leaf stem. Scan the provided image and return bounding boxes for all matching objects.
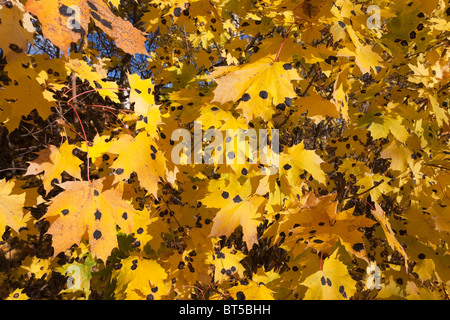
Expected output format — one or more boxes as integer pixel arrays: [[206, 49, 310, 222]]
[[275, 23, 295, 62], [63, 87, 132, 184], [0, 168, 27, 174]]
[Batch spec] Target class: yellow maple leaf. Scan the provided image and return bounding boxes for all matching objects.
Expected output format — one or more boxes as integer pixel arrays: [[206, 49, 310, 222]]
[[0, 0, 34, 61], [25, 141, 83, 193], [355, 173, 393, 203], [301, 248, 357, 300], [44, 179, 138, 261], [429, 196, 450, 234], [207, 246, 246, 283], [295, 90, 340, 121], [65, 56, 119, 103], [0, 53, 56, 131], [406, 281, 443, 300], [280, 141, 326, 185], [112, 254, 169, 300], [210, 55, 301, 122], [338, 44, 383, 74], [372, 203, 408, 271], [127, 73, 156, 114], [380, 140, 414, 172], [358, 108, 409, 144], [210, 195, 265, 250], [18, 256, 51, 279], [6, 289, 28, 300], [428, 94, 449, 127], [0, 178, 34, 234], [275, 193, 375, 260], [226, 280, 274, 300], [124, 75, 162, 138], [107, 132, 166, 197]]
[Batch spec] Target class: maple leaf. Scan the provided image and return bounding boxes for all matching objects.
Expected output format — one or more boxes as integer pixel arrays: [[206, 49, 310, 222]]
[[0, 53, 57, 131], [372, 204, 408, 271], [112, 254, 169, 300], [25, 141, 83, 193], [210, 55, 301, 122], [295, 89, 340, 121], [380, 140, 414, 172], [358, 107, 409, 144], [429, 196, 450, 234], [125, 73, 162, 138], [402, 235, 450, 284], [0, 0, 34, 61], [210, 195, 265, 250], [275, 193, 375, 260], [203, 178, 265, 248], [127, 73, 155, 114], [293, 0, 333, 21], [226, 280, 274, 300], [107, 132, 166, 198], [271, 249, 320, 296], [428, 94, 449, 128], [6, 289, 28, 300], [301, 248, 357, 300], [160, 246, 210, 292], [80, 134, 111, 162], [338, 44, 384, 75], [0, 179, 35, 234], [354, 173, 393, 203], [195, 105, 247, 131], [280, 141, 326, 185], [25, 0, 147, 55], [18, 256, 52, 279], [406, 281, 443, 300], [207, 246, 246, 283], [43, 178, 139, 261], [65, 55, 119, 102]]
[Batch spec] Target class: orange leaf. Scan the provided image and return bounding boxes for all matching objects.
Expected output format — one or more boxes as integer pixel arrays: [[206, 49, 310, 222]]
[[25, 142, 83, 193], [44, 179, 138, 261], [26, 0, 147, 55]]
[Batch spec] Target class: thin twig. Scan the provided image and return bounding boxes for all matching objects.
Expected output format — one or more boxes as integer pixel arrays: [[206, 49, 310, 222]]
[[0, 168, 27, 174], [344, 180, 384, 200], [424, 163, 450, 171]]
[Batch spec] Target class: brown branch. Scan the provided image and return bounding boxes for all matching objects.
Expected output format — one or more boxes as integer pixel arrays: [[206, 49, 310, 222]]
[[244, 31, 261, 53], [424, 163, 450, 171], [438, 82, 450, 93], [442, 283, 449, 300], [344, 179, 385, 200]]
